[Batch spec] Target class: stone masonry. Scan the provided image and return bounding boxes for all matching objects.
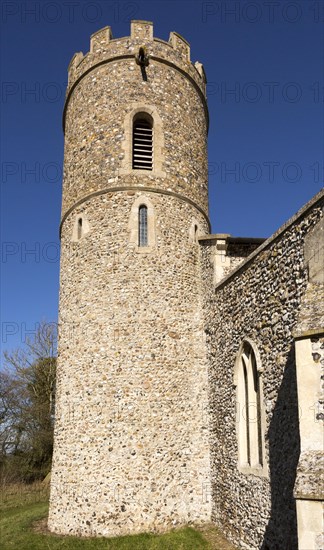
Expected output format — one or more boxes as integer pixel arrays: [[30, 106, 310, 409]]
[[49, 20, 324, 549], [200, 190, 324, 549], [48, 21, 211, 537]]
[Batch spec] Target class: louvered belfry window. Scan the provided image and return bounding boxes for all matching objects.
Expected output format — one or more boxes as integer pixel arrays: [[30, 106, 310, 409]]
[[138, 205, 148, 247], [132, 116, 153, 170]]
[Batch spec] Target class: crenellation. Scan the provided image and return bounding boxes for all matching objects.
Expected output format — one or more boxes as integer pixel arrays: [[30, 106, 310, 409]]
[[90, 26, 113, 54], [130, 19, 153, 41], [64, 22, 206, 101], [194, 61, 206, 82], [169, 31, 191, 61], [67, 51, 84, 83]]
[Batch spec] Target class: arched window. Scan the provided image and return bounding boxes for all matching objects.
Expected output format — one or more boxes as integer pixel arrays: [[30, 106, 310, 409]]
[[120, 105, 165, 178], [138, 205, 148, 247], [235, 341, 265, 473], [72, 214, 90, 242], [132, 115, 153, 170], [194, 224, 198, 242], [77, 218, 83, 240], [128, 196, 155, 252]]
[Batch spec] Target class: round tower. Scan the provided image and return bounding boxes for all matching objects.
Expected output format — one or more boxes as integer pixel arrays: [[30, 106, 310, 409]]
[[49, 20, 211, 536]]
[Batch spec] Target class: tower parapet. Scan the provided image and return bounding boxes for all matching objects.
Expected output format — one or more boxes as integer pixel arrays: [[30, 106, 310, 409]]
[[67, 21, 206, 98]]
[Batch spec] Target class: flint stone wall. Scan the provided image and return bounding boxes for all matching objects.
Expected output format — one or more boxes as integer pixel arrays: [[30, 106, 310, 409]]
[[224, 239, 265, 277], [49, 191, 211, 536], [200, 190, 324, 549], [62, 22, 208, 218], [49, 21, 212, 537]]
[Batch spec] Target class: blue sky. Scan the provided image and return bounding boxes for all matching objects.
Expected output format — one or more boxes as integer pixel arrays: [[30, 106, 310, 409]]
[[1, 0, 323, 353]]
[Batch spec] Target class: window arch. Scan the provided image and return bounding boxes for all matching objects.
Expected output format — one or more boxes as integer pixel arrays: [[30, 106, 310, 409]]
[[120, 104, 165, 178], [132, 114, 153, 171], [138, 205, 148, 246], [128, 195, 156, 252], [235, 340, 267, 475]]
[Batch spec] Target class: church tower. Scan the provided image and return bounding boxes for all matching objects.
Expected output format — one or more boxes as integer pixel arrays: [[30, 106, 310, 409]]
[[48, 21, 211, 536]]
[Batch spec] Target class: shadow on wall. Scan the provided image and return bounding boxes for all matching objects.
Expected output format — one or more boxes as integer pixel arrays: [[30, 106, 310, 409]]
[[261, 344, 300, 550]]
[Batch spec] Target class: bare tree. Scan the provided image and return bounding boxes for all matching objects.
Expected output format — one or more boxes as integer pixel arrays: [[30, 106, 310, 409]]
[[0, 322, 57, 483]]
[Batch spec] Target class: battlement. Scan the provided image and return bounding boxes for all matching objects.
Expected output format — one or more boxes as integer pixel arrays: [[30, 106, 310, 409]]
[[88, 21, 191, 61], [67, 20, 206, 97]]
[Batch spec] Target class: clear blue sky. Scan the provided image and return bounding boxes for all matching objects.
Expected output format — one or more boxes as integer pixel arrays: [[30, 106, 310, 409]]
[[1, 0, 323, 354]]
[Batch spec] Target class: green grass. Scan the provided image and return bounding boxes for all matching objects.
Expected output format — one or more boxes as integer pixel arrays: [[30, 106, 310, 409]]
[[0, 482, 49, 511], [0, 484, 210, 549]]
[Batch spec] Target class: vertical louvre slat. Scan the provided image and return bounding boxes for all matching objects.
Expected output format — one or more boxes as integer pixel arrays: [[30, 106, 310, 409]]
[[133, 119, 153, 170]]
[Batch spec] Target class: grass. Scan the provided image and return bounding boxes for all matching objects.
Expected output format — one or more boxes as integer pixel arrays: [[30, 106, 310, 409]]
[[0, 483, 235, 549], [0, 481, 49, 511]]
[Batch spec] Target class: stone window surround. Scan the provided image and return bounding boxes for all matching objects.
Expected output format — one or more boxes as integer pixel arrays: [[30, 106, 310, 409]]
[[71, 213, 90, 242], [128, 195, 156, 253], [189, 219, 203, 243], [120, 103, 166, 179], [234, 338, 268, 477]]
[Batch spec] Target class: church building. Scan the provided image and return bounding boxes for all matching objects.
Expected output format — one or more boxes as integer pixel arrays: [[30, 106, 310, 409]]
[[48, 21, 324, 549]]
